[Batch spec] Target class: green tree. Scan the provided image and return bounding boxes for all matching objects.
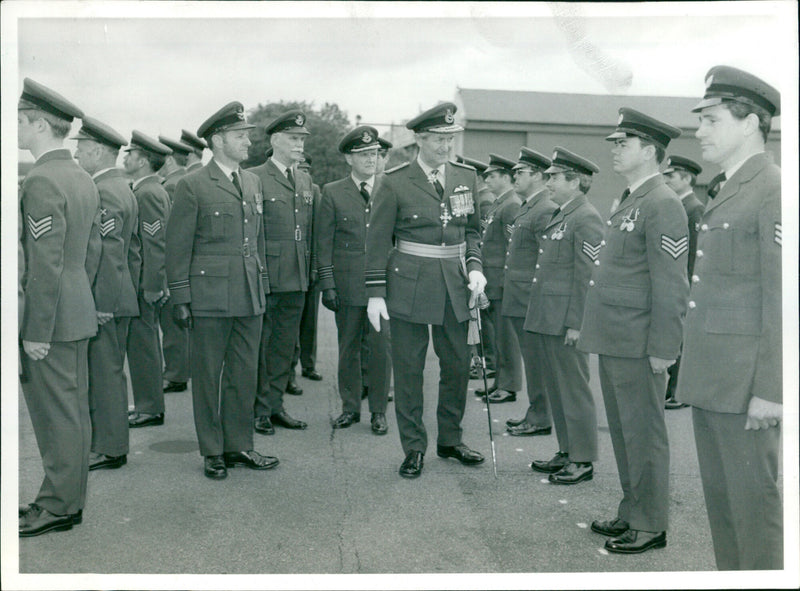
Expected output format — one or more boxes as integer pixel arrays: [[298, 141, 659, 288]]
[[243, 100, 352, 186]]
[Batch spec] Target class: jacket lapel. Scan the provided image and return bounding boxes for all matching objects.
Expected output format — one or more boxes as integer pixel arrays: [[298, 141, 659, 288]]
[[408, 160, 440, 201], [266, 159, 295, 193], [207, 160, 240, 199], [704, 153, 768, 214]]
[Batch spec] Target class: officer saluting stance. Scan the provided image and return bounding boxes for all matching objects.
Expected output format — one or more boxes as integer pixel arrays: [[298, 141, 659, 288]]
[[365, 102, 488, 478], [166, 102, 278, 479]]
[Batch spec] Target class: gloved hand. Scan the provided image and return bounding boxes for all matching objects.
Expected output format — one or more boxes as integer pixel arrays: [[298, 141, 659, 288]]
[[367, 297, 389, 332], [467, 269, 487, 297], [173, 303, 193, 330], [321, 288, 340, 313]]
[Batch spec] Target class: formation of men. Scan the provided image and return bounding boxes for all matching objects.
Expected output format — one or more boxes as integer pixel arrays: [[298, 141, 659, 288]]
[[17, 66, 783, 571]]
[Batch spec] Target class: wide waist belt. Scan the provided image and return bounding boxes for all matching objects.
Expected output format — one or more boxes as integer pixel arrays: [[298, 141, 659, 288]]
[[396, 240, 466, 259]]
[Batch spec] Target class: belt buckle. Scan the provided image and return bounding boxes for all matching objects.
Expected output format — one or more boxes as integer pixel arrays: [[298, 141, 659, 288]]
[[295, 228, 302, 242], [242, 242, 251, 257]]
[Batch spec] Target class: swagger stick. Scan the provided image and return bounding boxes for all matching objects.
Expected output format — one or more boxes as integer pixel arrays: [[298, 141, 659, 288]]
[[471, 293, 498, 478]]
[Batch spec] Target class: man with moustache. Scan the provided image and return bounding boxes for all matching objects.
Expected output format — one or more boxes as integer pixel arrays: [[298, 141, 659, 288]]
[[317, 126, 391, 434], [501, 148, 558, 437], [72, 117, 141, 471], [677, 66, 782, 570], [249, 110, 315, 435], [167, 102, 278, 479], [365, 102, 487, 478]]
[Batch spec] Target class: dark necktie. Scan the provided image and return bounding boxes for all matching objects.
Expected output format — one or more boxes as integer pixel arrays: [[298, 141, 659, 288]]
[[620, 188, 631, 202], [359, 181, 370, 203], [286, 167, 295, 189], [431, 169, 444, 199], [231, 171, 242, 197], [707, 171, 727, 199]]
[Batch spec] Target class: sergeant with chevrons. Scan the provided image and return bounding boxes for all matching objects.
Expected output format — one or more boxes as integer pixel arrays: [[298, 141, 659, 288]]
[[501, 147, 558, 436], [72, 117, 142, 471], [525, 147, 604, 484], [365, 101, 488, 479]]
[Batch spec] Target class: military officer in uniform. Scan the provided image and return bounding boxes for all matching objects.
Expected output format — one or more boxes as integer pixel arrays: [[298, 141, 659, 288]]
[[167, 101, 279, 480], [123, 131, 172, 428], [249, 110, 315, 434], [501, 148, 558, 436], [365, 102, 487, 478], [18, 79, 98, 536], [73, 117, 141, 471], [526, 147, 604, 484], [579, 109, 688, 554], [317, 126, 390, 435], [475, 154, 523, 403], [158, 135, 197, 395], [181, 129, 207, 173], [661, 155, 704, 409], [677, 66, 782, 570], [376, 136, 393, 175]]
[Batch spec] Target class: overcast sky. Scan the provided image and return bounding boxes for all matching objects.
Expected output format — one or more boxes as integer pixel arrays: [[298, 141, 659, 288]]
[[5, 1, 796, 162]]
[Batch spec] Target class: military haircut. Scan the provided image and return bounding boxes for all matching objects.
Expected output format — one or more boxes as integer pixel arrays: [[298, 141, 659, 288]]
[[563, 170, 593, 194], [172, 151, 189, 167], [723, 100, 772, 143], [143, 150, 167, 173], [20, 107, 72, 139], [676, 168, 697, 187], [637, 136, 666, 164]]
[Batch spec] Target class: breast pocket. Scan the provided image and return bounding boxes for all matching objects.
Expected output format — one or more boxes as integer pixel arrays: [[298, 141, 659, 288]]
[[199, 204, 237, 242], [334, 216, 364, 252], [263, 195, 292, 229]]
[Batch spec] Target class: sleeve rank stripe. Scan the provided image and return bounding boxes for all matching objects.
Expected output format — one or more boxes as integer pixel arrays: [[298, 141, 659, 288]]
[[660, 234, 689, 259], [775, 222, 782, 246], [27, 214, 54, 240]]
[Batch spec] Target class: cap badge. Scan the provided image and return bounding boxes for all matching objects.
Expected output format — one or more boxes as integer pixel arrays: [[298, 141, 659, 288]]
[[552, 151, 558, 161], [617, 113, 624, 125], [236, 111, 245, 121], [362, 131, 373, 144], [444, 108, 455, 124], [295, 114, 305, 126]]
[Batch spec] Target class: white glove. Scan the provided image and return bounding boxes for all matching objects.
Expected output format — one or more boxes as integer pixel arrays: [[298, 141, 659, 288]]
[[467, 270, 487, 297], [367, 297, 389, 332]]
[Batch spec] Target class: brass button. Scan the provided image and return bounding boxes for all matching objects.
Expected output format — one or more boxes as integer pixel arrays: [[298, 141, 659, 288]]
[[688, 301, 696, 309]]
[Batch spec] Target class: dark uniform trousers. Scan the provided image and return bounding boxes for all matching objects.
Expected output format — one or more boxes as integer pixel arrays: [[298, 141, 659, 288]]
[[88, 318, 130, 456], [292, 286, 319, 372], [192, 316, 262, 456], [127, 297, 164, 415], [391, 297, 469, 454], [508, 317, 550, 427], [21, 340, 91, 516], [335, 305, 389, 414], [490, 301, 522, 392], [160, 301, 190, 383]]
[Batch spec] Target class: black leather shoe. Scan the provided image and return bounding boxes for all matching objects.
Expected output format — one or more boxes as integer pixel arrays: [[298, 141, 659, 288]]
[[285, 380, 303, 396], [387, 391, 393, 402], [271, 411, 307, 430], [590, 516, 630, 537], [469, 366, 483, 380], [301, 368, 323, 381], [437, 443, 485, 465], [223, 450, 279, 470], [361, 386, 369, 400], [89, 453, 127, 471], [332, 411, 360, 429], [665, 397, 688, 409], [474, 384, 497, 397], [19, 504, 73, 537], [549, 461, 593, 485], [605, 529, 667, 554], [19, 503, 81, 524], [487, 389, 517, 403], [204, 455, 227, 480], [254, 415, 275, 435], [371, 413, 388, 435], [128, 412, 164, 428], [485, 368, 497, 379], [531, 451, 569, 473], [506, 416, 527, 428], [163, 381, 187, 393], [508, 422, 552, 436], [399, 451, 424, 478]]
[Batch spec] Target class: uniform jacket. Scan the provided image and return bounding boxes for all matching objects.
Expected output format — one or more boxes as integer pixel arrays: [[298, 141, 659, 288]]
[[579, 175, 689, 359], [92, 168, 141, 317], [185, 161, 203, 174], [316, 175, 382, 306], [20, 149, 98, 343], [681, 190, 705, 276], [161, 167, 186, 204], [481, 188, 521, 300], [523, 194, 604, 335], [501, 188, 558, 317], [166, 160, 268, 317], [677, 153, 781, 411], [365, 159, 482, 325], [248, 159, 314, 293], [132, 175, 170, 295]]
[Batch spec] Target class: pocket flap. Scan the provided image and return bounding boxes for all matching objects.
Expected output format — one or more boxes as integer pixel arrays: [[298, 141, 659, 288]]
[[598, 285, 650, 309], [189, 257, 229, 277], [266, 241, 282, 256]]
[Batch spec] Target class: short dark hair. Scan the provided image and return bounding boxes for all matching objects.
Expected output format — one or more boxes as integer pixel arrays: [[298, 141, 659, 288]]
[[141, 150, 166, 173], [563, 170, 593, 194], [637, 136, 666, 164], [173, 152, 188, 167], [723, 100, 772, 143], [677, 169, 697, 188], [20, 108, 71, 139]]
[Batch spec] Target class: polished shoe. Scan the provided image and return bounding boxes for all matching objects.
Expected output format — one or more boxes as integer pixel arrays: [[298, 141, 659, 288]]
[[508, 422, 552, 437], [163, 381, 187, 393], [301, 368, 323, 381], [254, 415, 275, 435], [485, 368, 497, 379], [128, 412, 164, 428], [371, 413, 388, 435], [89, 452, 127, 471], [665, 397, 688, 409], [590, 516, 630, 537], [19, 504, 73, 537], [531, 451, 569, 473], [549, 461, 593, 485], [361, 386, 369, 400], [487, 389, 517, 403], [223, 450, 279, 470], [204, 455, 228, 480], [437, 443, 485, 465], [285, 380, 303, 396], [332, 411, 360, 429], [20, 503, 82, 525], [605, 529, 667, 554], [506, 416, 527, 428], [399, 451, 424, 478], [474, 383, 497, 397], [387, 391, 393, 402], [469, 366, 483, 380], [271, 411, 307, 430]]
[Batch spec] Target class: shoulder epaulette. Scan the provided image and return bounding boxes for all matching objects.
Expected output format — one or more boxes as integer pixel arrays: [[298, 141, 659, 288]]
[[450, 160, 475, 170], [384, 162, 410, 174]]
